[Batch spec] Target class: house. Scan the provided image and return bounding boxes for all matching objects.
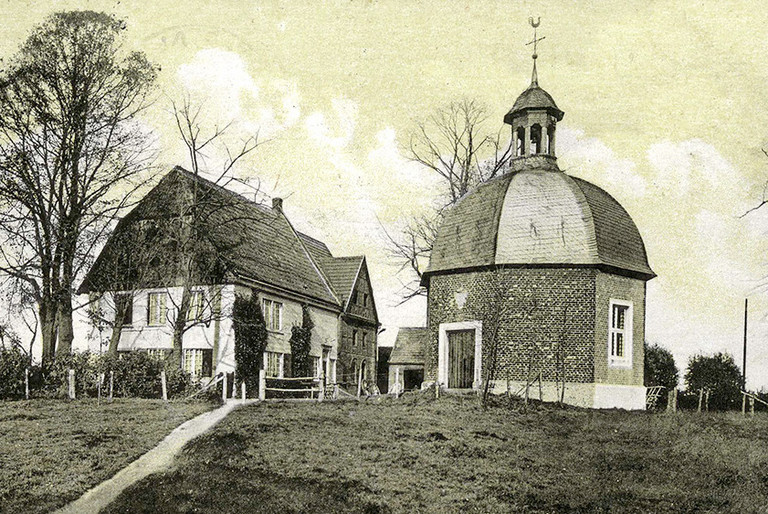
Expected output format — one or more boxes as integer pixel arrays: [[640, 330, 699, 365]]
[[388, 327, 428, 393], [417, 41, 655, 409], [77, 166, 380, 388]]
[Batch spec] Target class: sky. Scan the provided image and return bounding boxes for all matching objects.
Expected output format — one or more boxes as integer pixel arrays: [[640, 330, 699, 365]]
[[3, 0, 768, 389]]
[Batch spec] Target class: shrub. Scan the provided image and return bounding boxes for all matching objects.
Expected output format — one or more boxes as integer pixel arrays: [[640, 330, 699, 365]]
[[644, 341, 679, 390], [39, 352, 99, 398], [99, 352, 162, 398], [163, 363, 193, 399], [684, 352, 742, 411], [0, 346, 29, 399]]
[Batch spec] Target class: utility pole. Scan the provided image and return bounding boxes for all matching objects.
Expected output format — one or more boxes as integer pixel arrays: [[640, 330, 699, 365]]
[[742, 298, 748, 390]]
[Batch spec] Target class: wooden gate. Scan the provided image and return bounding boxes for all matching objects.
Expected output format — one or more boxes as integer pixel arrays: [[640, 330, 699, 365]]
[[448, 329, 475, 388]]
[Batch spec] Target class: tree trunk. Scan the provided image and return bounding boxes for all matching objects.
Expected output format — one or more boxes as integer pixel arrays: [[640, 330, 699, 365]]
[[171, 284, 191, 370], [56, 292, 74, 357], [108, 304, 125, 357], [39, 300, 57, 363]]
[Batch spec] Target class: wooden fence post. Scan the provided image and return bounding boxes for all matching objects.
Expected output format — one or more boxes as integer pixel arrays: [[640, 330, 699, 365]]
[[160, 370, 168, 402], [705, 389, 710, 412], [241, 381, 246, 403], [25, 368, 29, 400], [742, 392, 747, 415], [750, 397, 755, 417], [67, 369, 76, 400], [109, 371, 114, 402], [258, 369, 266, 401], [97, 373, 103, 405], [318, 372, 325, 403], [357, 366, 363, 398], [538, 372, 543, 401], [697, 389, 703, 413], [222, 373, 228, 402], [435, 381, 440, 400], [667, 388, 677, 413]]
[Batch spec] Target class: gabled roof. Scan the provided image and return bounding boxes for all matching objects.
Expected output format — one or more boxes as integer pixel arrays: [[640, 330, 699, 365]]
[[298, 233, 365, 309], [390, 327, 428, 365], [80, 167, 353, 308]]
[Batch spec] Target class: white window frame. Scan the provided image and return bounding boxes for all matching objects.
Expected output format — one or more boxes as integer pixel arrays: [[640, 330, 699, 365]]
[[262, 299, 283, 332], [147, 292, 167, 327], [608, 299, 633, 368], [264, 351, 286, 378], [187, 290, 205, 323], [437, 320, 483, 389]]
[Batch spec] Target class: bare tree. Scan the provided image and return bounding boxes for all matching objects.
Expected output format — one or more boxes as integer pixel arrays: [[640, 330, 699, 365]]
[[386, 99, 513, 301], [165, 97, 261, 369], [0, 11, 157, 361]]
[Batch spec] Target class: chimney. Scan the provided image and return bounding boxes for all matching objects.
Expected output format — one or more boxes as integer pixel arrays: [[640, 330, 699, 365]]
[[272, 197, 283, 212]]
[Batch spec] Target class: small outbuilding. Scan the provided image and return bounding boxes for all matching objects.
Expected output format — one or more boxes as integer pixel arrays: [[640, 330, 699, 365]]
[[388, 327, 428, 393]]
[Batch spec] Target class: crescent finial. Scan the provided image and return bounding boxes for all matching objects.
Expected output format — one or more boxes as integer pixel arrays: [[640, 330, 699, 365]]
[[529, 17, 541, 28]]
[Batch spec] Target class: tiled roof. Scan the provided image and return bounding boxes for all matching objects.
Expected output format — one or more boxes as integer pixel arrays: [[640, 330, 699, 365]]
[[504, 85, 564, 123], [390, 327, 428, 365], [425, 165, 655, 280], [297, 231, 364, 306], [81, 167, 340, 306]]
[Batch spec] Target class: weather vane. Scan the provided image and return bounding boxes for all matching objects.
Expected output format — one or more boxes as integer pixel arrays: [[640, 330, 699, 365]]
[[527, 17, 545, 61]]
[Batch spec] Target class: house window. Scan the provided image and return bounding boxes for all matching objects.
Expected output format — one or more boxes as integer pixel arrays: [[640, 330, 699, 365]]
[[363, 293, 368, 307], [183, 349, 213, 377], [262, 299, 283, 331], [187, 290, 204, 322], [147, 292, 166, 326], [145, 348, 167, 360], [114, 293, 133, 326], [352, 330, 358, 347], [264, 351, 290, 378], [608, 300, 633, 367], [362, 332, 367, 348], [312, 356, 321, 378]]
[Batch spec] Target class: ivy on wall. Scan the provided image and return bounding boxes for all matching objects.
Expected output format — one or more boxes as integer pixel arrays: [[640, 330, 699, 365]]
[[233, 291, 268, 391], [290, 304, 314, 377]]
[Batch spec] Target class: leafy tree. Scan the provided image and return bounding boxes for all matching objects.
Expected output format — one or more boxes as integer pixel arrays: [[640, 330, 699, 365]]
[[644, 341, 679, 390], [289, 305, 313, 378], [684, 352, 742, 411], [0, 11, 157, 361], [233, 292, 267, 393]]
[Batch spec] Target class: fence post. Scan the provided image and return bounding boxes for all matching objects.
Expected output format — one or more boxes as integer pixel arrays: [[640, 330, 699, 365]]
[[222, 373, 228, 402], [97, 373, 103, 405], [25, 368, 29, 400], [667, 388, 677, 413], [160, 370, 168, 402], [697, 389, 703, 413], [750, 396, 755, 417], [109, 371, 114, 402], [742, 392, 747, 415], [357, 366, 363, 398], [258, 369, 266, 401], [68, 369, 75, 400], [241, 381, 246, 403], [318, 373, 325, 403], [705, 389, 709, 412], [435, 381, 440, 399], [538, 371, 543, 401], [333, 383, 339, 400]]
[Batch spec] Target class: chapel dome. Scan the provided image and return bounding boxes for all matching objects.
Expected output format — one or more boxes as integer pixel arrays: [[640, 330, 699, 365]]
[[424, 165, 655, 281]]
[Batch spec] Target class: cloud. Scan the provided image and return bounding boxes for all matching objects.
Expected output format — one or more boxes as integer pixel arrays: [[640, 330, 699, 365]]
[[557, 126, 647, 197]]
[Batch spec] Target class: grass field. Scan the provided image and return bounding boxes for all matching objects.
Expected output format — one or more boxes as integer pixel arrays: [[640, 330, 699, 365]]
[[103, 393, 768, 513], [0, 398, 214, 513]]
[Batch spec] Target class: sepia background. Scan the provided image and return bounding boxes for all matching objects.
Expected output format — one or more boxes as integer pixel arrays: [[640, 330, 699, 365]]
[[3, 0, 768, 388]]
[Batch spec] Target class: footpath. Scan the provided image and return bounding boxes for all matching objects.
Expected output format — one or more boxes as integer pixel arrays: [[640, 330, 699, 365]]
[[56, 399, 255, 514]]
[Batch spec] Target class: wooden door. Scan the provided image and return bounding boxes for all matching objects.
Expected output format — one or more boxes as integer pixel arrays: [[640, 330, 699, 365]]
[[448, 329, 475, 388]]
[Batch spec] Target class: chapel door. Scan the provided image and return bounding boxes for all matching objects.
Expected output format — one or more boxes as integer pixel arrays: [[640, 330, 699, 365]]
[[448, 329, 475, 388]]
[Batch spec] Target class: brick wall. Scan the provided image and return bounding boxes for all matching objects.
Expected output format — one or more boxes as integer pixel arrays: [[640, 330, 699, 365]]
[[426, 267, 598, 385], [338, 319, 377, 384], [593, 272, 645, 386]]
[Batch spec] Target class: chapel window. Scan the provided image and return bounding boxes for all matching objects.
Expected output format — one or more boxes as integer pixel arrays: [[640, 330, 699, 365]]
[[609, 300, 633, 367], [515, 127, 525, 157]]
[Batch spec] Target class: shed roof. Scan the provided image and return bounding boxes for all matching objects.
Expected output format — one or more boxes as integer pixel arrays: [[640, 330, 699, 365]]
[[390, 327, 428, 365]]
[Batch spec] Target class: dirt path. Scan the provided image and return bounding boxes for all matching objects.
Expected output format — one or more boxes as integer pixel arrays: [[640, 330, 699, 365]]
[[55, 400, 255, 514]]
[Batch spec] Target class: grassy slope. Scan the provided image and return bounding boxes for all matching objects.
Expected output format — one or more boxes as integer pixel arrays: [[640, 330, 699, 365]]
[[104, 395, 768, 513], [0, 399, 213, 513]]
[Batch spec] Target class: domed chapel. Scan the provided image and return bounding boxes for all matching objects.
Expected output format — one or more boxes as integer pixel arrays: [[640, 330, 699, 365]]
[[420, 23, 655, 410]]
